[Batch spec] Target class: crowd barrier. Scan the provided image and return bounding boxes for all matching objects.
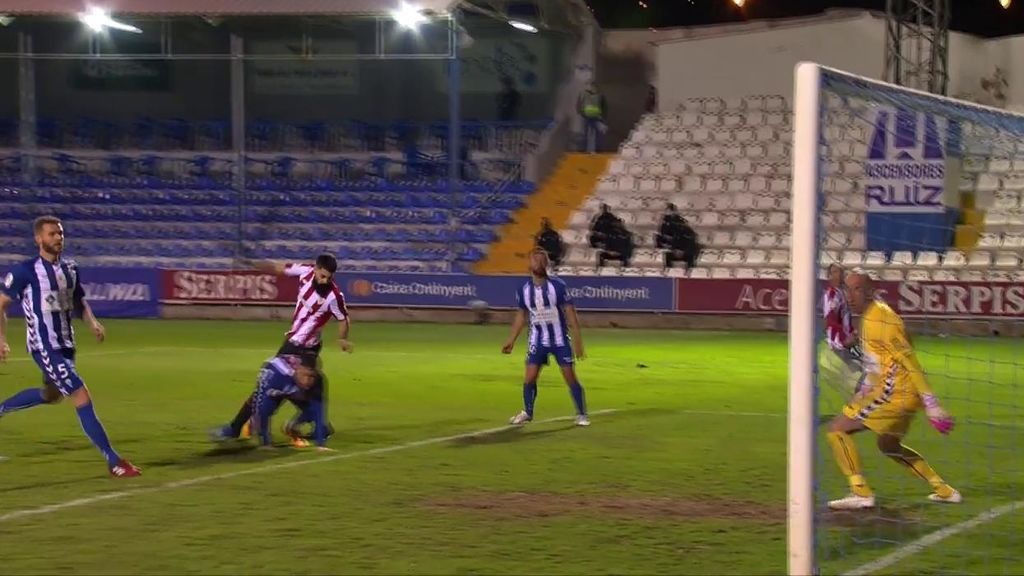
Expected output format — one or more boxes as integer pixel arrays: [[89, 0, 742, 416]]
[[3, 266, 1022, 320]]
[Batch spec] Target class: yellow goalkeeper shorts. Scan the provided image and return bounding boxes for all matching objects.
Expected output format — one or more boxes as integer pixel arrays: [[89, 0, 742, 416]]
[[843, 399, 919, 438]]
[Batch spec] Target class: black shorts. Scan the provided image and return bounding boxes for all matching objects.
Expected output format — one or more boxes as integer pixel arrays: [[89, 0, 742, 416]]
[[277, 340, 322, 360]]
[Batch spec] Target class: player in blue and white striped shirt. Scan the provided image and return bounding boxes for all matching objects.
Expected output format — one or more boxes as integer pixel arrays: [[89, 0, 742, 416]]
[[501, 249, 589, 426], [249, 354, 328, 448], [0, 216, 140, 477]]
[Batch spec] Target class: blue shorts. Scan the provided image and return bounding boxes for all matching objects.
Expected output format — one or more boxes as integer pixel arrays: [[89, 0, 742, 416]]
[[32, 348, 84, 396], [526, 343, 574, 367]]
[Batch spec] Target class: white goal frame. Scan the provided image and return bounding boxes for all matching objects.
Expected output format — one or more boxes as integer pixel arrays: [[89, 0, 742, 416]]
[[787, 61, 1024, 576], [788, 61, 822, 576]]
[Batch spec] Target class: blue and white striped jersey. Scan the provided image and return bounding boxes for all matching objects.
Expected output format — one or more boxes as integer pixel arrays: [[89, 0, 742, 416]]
[[2, 257, 84, 353], [256, 356, 304, 400], [516, 277, 573, 348]]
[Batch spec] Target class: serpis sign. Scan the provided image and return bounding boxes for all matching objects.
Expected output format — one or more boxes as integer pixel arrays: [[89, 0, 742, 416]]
[[864, 108, 947, 214]]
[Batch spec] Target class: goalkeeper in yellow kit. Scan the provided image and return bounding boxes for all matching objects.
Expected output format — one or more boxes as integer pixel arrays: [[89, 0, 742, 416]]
[[826, 270, 961, 510]]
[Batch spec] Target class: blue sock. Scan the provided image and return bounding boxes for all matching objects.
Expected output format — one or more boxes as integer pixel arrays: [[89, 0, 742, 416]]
[[568, 382, 587, 416], [0, 388, 47, 415], [523, 382, 538, 417], [75, 402, 121, 468]]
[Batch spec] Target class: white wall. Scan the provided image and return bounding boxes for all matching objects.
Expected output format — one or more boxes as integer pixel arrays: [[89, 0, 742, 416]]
[[650, 11, 1024, 115], [654, 13, 886, 109], [991, 35, 1024, 113]]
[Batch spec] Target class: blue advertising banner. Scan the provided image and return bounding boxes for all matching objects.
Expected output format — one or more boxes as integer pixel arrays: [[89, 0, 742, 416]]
[[864, 107, 958, 252], [3, 266, 160, 319], [335, 273, 675, 312]]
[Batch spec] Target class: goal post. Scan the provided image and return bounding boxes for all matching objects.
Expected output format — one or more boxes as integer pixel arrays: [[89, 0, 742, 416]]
[[788, 62, 1024, 575], [788, 61, 822, 576]]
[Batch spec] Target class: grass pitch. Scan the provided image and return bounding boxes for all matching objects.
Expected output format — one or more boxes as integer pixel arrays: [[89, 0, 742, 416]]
[[0, 319, 1020, 575]]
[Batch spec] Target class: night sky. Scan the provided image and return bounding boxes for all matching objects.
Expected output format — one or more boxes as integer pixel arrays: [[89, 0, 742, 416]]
[[586, 0, 1024, 38]]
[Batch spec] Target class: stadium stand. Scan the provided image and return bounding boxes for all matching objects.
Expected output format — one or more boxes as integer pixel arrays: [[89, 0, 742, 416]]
[[547, 94, 1024, 281], [0, 125, 541, 271]]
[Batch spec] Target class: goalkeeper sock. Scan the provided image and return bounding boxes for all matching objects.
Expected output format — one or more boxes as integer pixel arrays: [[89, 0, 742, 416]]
[[0, 388, 47, 415], [568, 381, 587, 416], [826, 431, 873, 497], [523, 382, 538, 417], [887, 443, 955, 498]]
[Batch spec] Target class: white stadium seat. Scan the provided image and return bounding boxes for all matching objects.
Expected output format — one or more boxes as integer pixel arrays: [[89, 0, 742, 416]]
[[698, 249, 722, 265], [755, 232, 779, 248], [915, 251, 940, 267], [746, 249, 767, 265], [711, 267, 733, 279], [890, 251, 914, 267], [710, 230, 733, 247], [689, 267, 710, 279], [768, 250, 789, 266], [942, 251, 967, 267], [995, 252, 1020, 268], [864, 252, 886, 267], [967, 251, 992, 268], [978, 233, 1002, 248], [841, 251, 864, 267], [734, 230, 755, 247]]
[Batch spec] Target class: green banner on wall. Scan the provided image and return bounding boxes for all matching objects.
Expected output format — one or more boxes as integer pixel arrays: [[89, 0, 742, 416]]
[[70, 59, 172, 92]]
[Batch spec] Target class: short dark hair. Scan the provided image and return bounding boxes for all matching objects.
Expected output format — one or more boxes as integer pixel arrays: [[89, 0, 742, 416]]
[[33, 215, 62, 234], [315, 253, 338, 274], [298, 354, 318, 370]]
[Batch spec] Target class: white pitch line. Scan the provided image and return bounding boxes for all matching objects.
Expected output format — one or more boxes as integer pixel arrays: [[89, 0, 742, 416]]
[[4, 349, 136, 363], [843, 500, 1024, 576], [0, 408, 619, 524]]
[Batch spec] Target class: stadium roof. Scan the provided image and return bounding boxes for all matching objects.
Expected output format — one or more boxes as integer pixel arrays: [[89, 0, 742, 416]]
[[0, 0, 459, 16]]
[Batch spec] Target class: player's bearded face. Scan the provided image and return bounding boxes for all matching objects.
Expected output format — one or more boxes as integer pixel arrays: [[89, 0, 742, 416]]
[[313, 268, 333, 296], [36, 224, 64, 256]]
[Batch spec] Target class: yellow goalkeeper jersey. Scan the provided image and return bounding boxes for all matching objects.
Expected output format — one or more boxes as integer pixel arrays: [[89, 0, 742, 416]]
[[858, 299, 935, 411]]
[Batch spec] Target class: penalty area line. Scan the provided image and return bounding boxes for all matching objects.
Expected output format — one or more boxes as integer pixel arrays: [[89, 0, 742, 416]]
[[842, 500, 1024, 576], [0, 408, 620, 524]]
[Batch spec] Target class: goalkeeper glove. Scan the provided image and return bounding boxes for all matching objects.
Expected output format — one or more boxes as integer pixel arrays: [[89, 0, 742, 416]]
[[923, 394, 954, 435]]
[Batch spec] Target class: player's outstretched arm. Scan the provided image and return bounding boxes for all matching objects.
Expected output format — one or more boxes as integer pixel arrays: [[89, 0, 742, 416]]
[[889, 323, 953, 435], [564, 304, 585, 361], [243, 259, 287, 275], [502, 310, 527, 354]]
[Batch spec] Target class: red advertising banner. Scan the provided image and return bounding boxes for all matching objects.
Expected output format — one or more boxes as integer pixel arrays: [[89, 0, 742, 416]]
[[160, 269, 299, 304], [676, 279, 1024, 319]]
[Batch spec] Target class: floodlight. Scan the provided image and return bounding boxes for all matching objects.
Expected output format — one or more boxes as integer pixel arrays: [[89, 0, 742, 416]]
[[78, 6, 142, 34], [391, 2, 427, 29], [509, 20, 539, 33]]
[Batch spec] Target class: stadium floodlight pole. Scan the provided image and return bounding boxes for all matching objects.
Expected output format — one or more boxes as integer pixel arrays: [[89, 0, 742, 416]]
[[788, 61, 821, 576], [447, 11, 461, 271]]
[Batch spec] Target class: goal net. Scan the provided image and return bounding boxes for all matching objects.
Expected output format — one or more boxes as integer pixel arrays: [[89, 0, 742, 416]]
[[788, 64, 1024, 576]]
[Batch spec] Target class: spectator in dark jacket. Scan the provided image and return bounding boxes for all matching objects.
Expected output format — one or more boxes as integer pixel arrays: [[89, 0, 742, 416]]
[[589, 204, 619, 249], [498, 76, 521, 122], [598, 218, 635, 268], [655, 203, 700, 269], [535, 218, 565, 266]]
